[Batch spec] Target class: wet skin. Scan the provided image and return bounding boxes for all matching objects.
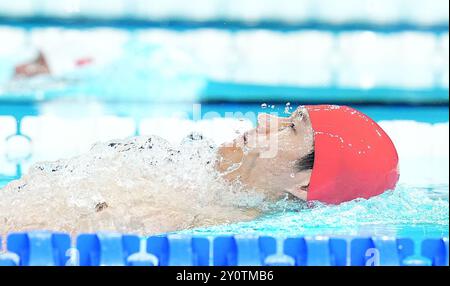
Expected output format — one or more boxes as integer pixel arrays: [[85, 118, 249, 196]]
[[217, 106, 315, 201]]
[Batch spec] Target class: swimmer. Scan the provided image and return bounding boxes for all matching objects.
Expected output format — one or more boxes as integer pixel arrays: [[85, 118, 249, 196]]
[[14, 51, 50, 78], [14, 50, 93, 78], [0, 105, 399, 235], [218, 105, 399, 204]]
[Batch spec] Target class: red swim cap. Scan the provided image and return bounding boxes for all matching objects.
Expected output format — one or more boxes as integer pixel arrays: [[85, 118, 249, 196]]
[[305, 105, 399, 204]]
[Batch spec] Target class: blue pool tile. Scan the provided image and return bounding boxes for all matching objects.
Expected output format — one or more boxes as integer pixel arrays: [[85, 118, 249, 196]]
[[421, 238, 449, 266], [76, 233, 140, 266], [350, 237, 414, 266], [6, 231, 71, 266]]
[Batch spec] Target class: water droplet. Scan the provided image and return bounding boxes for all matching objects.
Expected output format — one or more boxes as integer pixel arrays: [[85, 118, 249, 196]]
[[290, 173, 295, 178], [284, 103, 292, 114]]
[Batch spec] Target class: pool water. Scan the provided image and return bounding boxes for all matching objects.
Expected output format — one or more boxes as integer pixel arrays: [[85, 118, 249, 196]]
[[0, 101, 448, 241], [0, 25, 448, 244]]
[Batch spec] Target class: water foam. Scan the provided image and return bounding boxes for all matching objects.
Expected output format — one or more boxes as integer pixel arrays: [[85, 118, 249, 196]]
[[0, 134, 269, 236], [0, 118, 448, 237], [184, 186, 449, 237]]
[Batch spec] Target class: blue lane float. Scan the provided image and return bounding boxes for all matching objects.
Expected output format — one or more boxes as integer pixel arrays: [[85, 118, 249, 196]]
[[0, 237, 18, 266], [77, 233, 140, 266], [350, 237, 415, 266], [5, 232, 71, 266], [0, 231, 448, 266], [422, 238, 449, 266]]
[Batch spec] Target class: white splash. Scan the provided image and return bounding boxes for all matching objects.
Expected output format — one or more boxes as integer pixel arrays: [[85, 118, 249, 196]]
[[0, 134, 267, 236]]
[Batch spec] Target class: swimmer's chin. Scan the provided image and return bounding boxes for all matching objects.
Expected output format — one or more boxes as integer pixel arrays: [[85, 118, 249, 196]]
[[284, 187, 308, 201]]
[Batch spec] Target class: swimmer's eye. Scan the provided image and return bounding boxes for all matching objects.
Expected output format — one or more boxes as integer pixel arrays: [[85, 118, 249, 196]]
[[296, 108, 305, 119], [285, 122, 296, 133]]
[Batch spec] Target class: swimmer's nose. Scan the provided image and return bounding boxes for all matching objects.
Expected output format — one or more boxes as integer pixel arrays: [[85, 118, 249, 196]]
[[257, 113, 283, 134]]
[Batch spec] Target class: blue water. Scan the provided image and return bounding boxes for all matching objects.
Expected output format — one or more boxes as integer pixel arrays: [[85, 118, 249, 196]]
[[0, 26, 448, 104], [1, 102, 447, 244], [0, 25, 448, 244], [180, 187, 449, 240], [1, 101, 448, 123]]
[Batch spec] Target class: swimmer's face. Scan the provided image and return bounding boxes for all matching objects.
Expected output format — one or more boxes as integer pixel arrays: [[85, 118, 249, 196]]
[[217, 106, 314, 200]]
